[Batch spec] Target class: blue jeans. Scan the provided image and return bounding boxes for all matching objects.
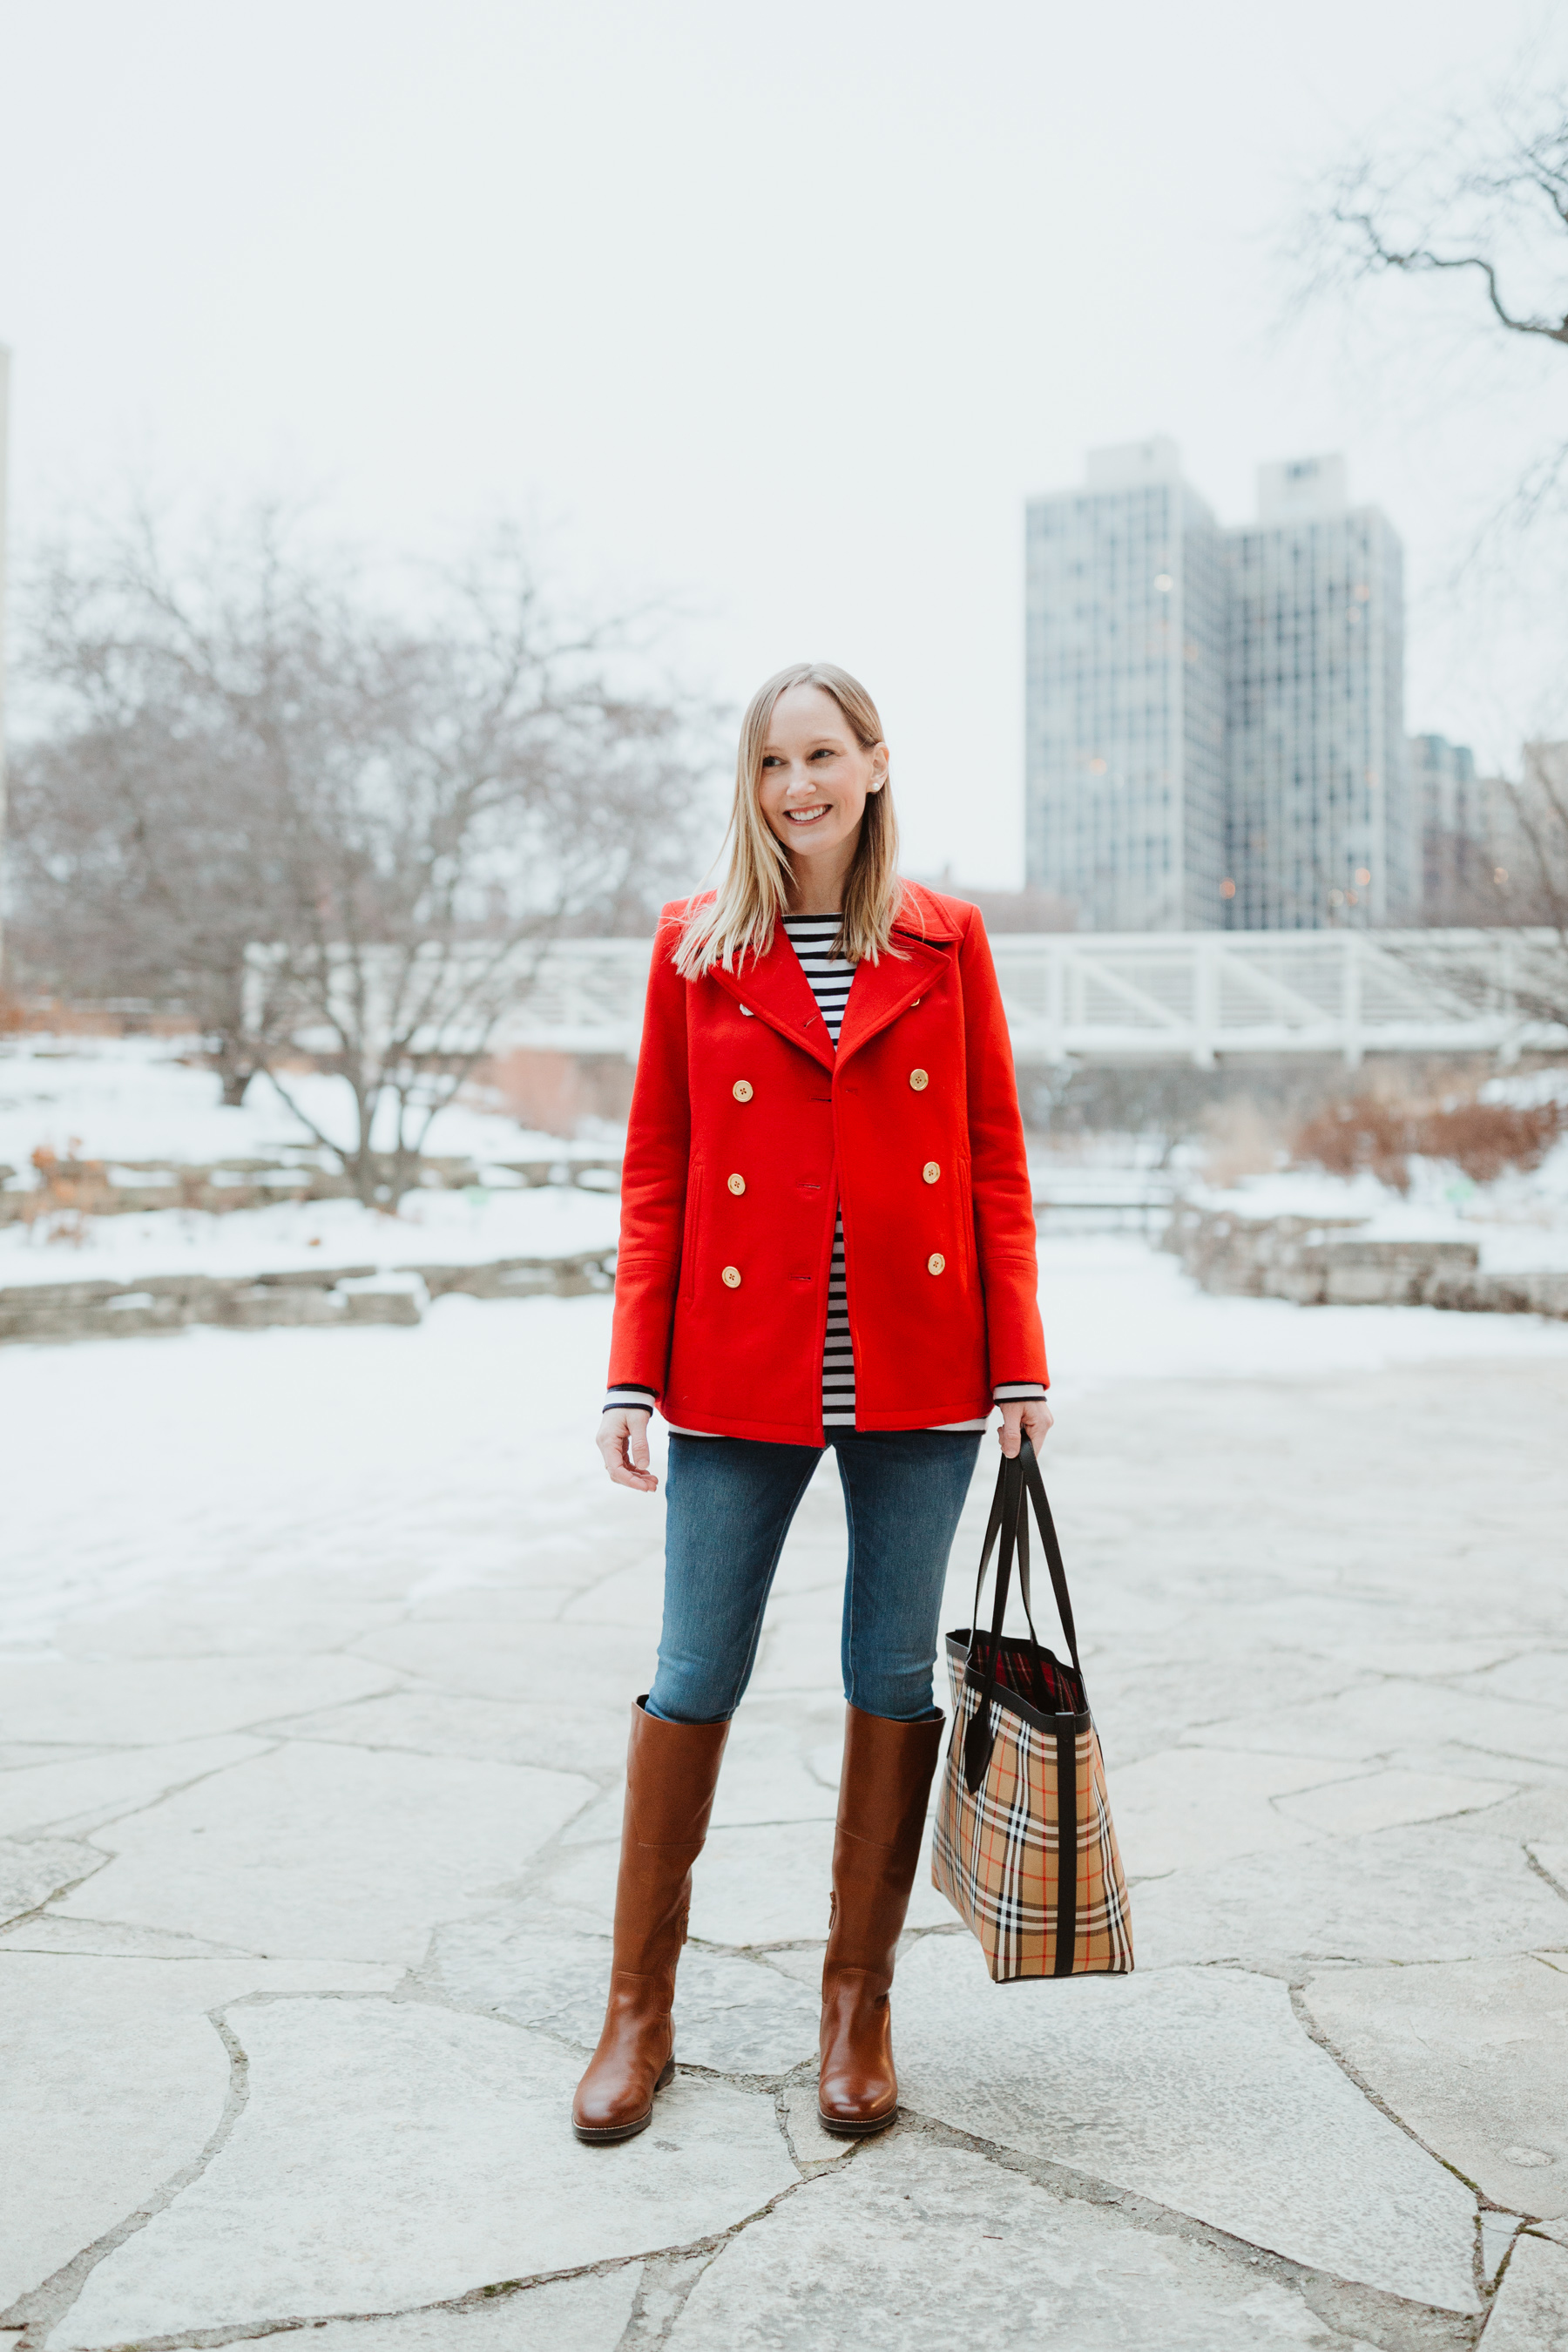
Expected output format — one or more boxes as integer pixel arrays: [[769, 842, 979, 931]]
[[646, 1429, 983, 1725]]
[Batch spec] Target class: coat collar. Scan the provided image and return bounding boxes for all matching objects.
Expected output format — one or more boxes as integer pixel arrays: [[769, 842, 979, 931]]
[[700, 884, 961, 1074]]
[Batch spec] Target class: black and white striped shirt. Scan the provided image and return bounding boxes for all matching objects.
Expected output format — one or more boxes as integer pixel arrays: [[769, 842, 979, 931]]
[[605, 912, 1046, 1436]]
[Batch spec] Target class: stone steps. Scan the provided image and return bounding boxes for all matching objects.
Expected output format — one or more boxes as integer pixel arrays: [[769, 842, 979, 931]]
[[0, 1250, 617, 1344], [1166, 1203, 1568, 1316]]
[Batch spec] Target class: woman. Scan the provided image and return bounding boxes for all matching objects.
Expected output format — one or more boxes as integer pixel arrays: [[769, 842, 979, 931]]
[[576, 661, 1051, 2146]]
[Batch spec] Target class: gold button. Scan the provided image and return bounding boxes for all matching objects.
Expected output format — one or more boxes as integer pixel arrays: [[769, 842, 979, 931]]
[[721, 1265, 742, 1288], [927, 1253, 945, 1275], [909, 1068, 929, 1091], [727, 1173, 746, 1195], [733, 1079, 754, 1102], [923, 1161, 941, 1184]]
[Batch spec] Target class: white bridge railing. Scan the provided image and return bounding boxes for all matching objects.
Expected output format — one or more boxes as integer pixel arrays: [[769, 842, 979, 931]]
[[493, 929, 1566, 1069]]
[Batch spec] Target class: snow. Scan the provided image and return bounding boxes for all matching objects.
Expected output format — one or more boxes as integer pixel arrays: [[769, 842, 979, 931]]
[[0, 1186, 618, 1288], [0, 1033, 611, 1177], [8, 1236, 1568, 1654], [5, 1035, 1568, 1652]]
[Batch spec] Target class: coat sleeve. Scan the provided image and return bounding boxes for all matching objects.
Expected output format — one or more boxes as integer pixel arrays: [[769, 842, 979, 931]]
[[958, 907, 1049, 1391], [606, 909, 692, 1398]]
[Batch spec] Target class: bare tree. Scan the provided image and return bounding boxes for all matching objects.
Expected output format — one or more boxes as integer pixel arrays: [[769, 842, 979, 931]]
[[1290, 73, 1568, 1031], [8, 504, 713, 1194]]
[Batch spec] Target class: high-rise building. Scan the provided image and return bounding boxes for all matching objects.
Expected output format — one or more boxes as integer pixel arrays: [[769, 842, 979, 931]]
[[1024, 443, 1410, 930], [1409, 733, 1490, 915], [1225, 457, 1408, 929], [1024, 438, 1227, 930]]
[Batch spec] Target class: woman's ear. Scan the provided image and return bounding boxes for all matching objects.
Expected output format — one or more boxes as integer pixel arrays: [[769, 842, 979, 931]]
[[868, 744, 889, 793]]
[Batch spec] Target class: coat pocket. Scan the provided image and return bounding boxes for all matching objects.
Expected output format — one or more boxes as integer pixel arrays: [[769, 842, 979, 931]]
[[679, 1164, 704, 1307]]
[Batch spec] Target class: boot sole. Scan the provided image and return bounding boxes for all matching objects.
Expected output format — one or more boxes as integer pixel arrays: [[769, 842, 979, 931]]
[[817, 2102, 897, 2139], [573, 2057, 676, 2145]]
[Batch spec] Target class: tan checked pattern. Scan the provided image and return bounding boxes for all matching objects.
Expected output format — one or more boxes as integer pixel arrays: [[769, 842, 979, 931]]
[[931, 1658, 1134, 1984]]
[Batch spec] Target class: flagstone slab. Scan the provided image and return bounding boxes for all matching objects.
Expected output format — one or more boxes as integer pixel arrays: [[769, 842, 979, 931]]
[[1271, 1766, 1518, 1840], [51, 1999, 795, 2348], [666, 2133, 1382, 2351], [1302, 1957, 1568, 2219], [0, 1837, 105, 1928], [1477, 2232, 1568, 2350], [1534, 1846, 1568, 1901], [0, 1736, 266, 1840], [1194, 1680, 1568, 1772], [51, 1742, 596, 1964], [52, 1586, 408, 1659], [428, 1918, 820, 2073], [0, 1953, 396, 2313], [1450, 1652, 1568, 1714], [165, 2270, 643, 2352], [1130, 1823, 1568, 1969], [279, 1690, 632, 1781], [349, 1622, 658, 1704], [0, 1656, 400, 1747], [890, 1936, 1479, 2311], [1107, 1748, 1334, 1877]]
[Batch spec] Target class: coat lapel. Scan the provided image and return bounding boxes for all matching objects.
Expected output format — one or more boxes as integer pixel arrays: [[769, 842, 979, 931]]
[[835, 929, 953, 1067], [706, 929, 836, 1071]]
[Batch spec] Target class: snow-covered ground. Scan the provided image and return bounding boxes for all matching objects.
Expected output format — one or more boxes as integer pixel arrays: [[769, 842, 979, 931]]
[[0, 1033, 601, 1173], [10, 1234, 1568, 1653], [0, 1035, 620, 1285]]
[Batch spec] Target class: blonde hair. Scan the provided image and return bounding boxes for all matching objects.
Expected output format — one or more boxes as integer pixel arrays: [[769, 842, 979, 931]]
[[674, 662, 907, 977]]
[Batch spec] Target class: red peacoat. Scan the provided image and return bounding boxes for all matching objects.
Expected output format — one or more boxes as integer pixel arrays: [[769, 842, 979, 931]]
[[607, 882, 1048, 1445]]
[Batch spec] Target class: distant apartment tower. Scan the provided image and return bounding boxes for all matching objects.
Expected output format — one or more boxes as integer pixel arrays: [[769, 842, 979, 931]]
[[1024, 437, 1227, 930], [1225, 456, 1409, 929], [1025, 443, 1409, 929], [1409, 733, 1490, 914]]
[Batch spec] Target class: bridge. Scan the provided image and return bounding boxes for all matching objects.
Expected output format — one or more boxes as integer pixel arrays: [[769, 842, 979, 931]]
[[498, 928, 1566, 1070]]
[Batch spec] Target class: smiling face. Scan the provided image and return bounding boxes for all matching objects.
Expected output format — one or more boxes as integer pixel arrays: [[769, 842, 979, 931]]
[[756, 684, 889, 881]]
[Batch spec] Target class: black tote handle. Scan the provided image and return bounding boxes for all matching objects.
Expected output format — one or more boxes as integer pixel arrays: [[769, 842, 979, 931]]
[[960, 1437, 1086, 1794]]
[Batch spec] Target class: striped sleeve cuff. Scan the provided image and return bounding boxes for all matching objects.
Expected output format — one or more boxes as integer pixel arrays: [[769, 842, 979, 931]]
[[992, 1382, 1048, 1400], [604, 1385, 657, 1415]]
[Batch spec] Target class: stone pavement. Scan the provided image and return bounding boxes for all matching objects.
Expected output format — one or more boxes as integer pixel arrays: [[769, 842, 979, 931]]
[[3, 1357, 1567, 2351]]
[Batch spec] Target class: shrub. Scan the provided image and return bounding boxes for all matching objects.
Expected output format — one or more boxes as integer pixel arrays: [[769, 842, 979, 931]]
[[1292, 1097, 1419, 1192], [1292, 1092, 1563, 1192]]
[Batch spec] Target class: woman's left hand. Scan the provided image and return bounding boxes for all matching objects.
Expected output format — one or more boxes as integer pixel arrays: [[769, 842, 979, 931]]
[[997, 1396, 1054, 1457]]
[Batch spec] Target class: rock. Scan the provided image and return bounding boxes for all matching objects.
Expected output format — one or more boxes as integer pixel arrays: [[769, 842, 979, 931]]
[[1477, 2232, 1568, 2350], [51, 1999, 795, 2346], [0, 1838, 105, 1929], [0, 1952, 396, 2312], [1302, 1957, 1568, 2219], [428, 1920, 821, 2076], [666, 2132, 1381, 2349], [157, 2271, 642, 2352], [1131, 1822, 1568, 1969], [0, 1737, 266, 1841], [0, 1657, 401, 1747], [51, 1743, 596, 1965], [890, 1936, 1478, 2312]]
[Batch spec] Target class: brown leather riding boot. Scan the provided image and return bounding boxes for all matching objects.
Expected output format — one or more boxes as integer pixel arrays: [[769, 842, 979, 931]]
[[571, 1700, 730, 2145], [817, 1704, 944, 2137]]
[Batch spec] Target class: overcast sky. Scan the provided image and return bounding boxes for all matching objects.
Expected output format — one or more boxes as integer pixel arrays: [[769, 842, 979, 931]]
[[2, 0, 1563, 884]]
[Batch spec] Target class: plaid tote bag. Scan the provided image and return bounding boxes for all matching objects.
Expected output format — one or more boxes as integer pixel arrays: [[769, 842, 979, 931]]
[[931, 1438, 1133, 1984]]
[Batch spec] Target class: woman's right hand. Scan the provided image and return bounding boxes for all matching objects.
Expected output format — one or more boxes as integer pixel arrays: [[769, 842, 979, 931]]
[[598, 1408, 658, 1493]]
